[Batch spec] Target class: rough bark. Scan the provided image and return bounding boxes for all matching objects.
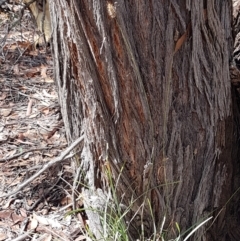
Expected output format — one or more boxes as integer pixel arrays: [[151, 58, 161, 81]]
[[24, 0, 52, 44], [50, 1, 239, 240]]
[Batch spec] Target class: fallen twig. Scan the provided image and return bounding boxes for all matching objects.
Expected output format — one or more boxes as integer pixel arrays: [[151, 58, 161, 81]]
[[72, 165, 82, 210], [11, 232, 33, 241], [0, 146, 65, 163], [0, 135, 84, 198]]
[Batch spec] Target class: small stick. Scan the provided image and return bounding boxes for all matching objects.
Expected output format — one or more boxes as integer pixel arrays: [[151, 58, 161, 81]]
[[11, 232, 33, 241], [72, 165, 82, 210], [26, 98, 34, 116], [0, 135, 84, 198], [0, 146, 63, 163]]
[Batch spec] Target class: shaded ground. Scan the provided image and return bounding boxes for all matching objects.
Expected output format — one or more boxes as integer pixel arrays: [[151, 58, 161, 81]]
[[0, 3, 86, 240]]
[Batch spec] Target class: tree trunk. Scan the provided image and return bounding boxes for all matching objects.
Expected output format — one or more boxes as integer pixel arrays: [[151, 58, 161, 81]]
[[50, 1, 240, 240]]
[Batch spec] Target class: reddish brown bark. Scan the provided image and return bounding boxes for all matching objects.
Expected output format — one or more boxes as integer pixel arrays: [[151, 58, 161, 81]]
[[50, 1, 240, 240]]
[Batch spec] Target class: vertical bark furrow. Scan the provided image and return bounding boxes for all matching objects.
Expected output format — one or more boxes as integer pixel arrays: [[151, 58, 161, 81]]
[[50, 0, 236, 240]]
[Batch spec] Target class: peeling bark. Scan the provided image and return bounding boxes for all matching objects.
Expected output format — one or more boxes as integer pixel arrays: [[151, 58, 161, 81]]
[[49, 1, 240, 240]]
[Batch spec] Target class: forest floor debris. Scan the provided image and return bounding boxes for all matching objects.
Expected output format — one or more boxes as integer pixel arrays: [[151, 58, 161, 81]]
[[0, 3, 86, 240]]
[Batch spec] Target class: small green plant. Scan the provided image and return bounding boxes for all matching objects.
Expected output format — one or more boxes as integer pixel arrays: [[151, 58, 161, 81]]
[[159, 216, 213, 241], [67, 162, 213, 241]]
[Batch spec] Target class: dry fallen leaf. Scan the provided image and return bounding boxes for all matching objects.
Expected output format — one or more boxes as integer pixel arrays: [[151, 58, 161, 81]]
[[2, 198, 15, 209], [0, 210, 24, 225], [0, 92, 7, 100], [0, 210, 12, 219], [174, 23, 190, 54], [0, 108, 12, 117], [41, 65, 48, 78], [60, 196, 72, 206], [29, 217, 38, 230], [0, 133, 8, 143], [41, 107, 50, 115], [19, 208, 27, 218], [13, 64, 20, 75], [24, 67, 41, 78], [18, 133, 25, 141], [0, 233, 7, 241], [12, 212, 25, 224], [42, 234, 52, 241], [33, 213, 62, 228]]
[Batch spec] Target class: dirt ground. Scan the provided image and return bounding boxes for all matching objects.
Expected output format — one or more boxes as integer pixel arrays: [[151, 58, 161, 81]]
[[0, 2, 86, 240]]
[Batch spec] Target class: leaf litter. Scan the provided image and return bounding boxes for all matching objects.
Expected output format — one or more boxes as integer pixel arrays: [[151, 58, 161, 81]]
[[0, 1, 87, 240]]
